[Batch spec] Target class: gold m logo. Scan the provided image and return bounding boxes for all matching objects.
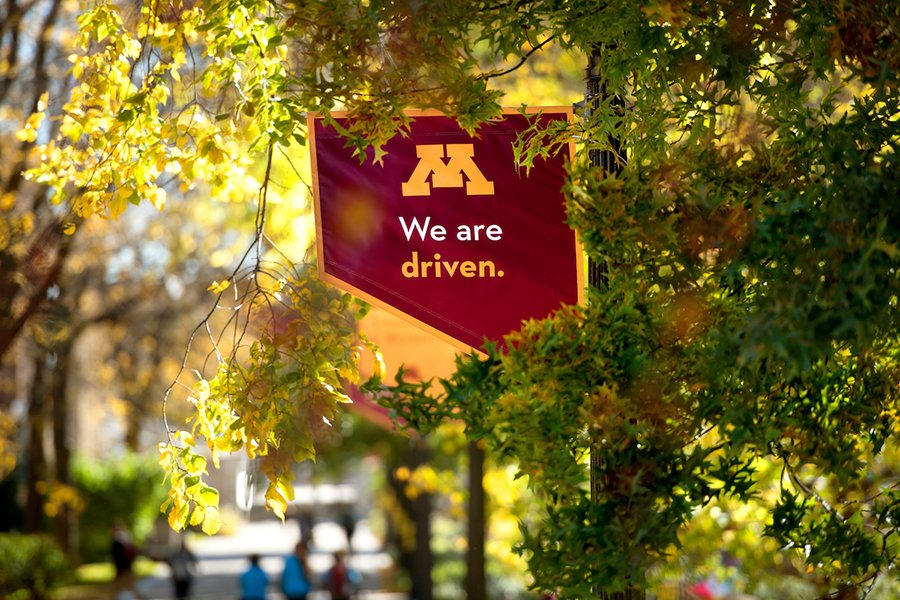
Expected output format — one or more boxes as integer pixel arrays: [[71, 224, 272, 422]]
[[401, 144, 494, 196]]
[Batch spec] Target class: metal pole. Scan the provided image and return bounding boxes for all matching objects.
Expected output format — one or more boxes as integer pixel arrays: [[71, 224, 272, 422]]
[[586, 42, 612, 502], [585, 43, 645, 600]]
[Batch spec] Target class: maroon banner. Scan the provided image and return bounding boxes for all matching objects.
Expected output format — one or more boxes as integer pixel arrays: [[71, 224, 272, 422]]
[[309, 109, 584, 351]]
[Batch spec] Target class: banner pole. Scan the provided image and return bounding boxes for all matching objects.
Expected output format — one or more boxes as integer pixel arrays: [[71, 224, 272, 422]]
[[585, 42, 645, 600]]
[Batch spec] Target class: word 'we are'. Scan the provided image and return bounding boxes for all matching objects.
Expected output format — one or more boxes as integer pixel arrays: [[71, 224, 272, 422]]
[[398, 216, 503, 242]]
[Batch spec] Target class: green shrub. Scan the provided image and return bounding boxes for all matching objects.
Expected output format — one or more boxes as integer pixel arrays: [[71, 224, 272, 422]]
[[0, 533, 71, 599], [73, 452, 168, 562]]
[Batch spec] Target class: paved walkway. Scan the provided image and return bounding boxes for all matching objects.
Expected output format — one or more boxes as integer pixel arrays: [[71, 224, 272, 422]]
[[132, 517, 407, 600]]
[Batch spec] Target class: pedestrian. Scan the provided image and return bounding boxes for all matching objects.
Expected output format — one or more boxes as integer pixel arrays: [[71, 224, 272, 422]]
[[240, 554, 269, 600], [295, 507, 314, 549], [339, 505, 356, 552], [325, 550, 357, 600], [281, 542, 311, 600], [110, 521, 144, 600], [167, 538, 197, 600]]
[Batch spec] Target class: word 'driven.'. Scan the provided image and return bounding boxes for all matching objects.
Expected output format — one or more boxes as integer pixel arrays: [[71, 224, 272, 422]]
[[401, 252, 503, 279]]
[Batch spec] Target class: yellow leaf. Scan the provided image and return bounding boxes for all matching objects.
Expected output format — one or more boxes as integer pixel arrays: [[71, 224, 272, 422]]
[[125, 38, 142, 60], [188, 507, 204, 526], [198, 485, 219, 507], [108, 187, 129, 219], [201, 506, 221, 535], [187, 454, 207, 474], [372, 349, 386, 381], [265, 485, 288, 521], [276, 478, 295, 502], [192, 380, 211, 403], [168, 499, 187, 531], [16, 124, 37, 143], [152, 186, 167, 210], [208, 279, 231, 294]]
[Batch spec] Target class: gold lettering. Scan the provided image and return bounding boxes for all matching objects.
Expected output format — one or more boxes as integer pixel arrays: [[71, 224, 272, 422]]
[[402, 252, 420, 278], [401, 144, 495, 197], [443, 259, 459, 277], [400, 252, 504, 278]]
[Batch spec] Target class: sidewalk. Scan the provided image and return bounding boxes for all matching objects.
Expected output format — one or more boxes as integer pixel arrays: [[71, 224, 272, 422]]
[[134, 517, 407, 600]]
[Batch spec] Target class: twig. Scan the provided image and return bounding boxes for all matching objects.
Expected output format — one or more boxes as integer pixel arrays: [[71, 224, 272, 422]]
[[477, 35, 556, 81]]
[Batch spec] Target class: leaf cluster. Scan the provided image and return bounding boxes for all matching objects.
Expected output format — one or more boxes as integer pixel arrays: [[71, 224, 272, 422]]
[[160, 259, 377, 533]]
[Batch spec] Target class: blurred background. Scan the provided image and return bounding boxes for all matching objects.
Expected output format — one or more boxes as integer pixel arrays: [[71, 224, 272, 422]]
[[4, 1, 900, 600]]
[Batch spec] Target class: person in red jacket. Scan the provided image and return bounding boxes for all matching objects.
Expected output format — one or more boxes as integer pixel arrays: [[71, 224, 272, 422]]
[[326, 550, 353, 600]]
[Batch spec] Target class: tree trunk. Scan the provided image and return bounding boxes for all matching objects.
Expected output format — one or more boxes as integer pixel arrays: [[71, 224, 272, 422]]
[[410, 438, 433, 600], [465, 440, 486, 600], [50, 339, 73, 555], [124, 411, 141, 452], [24, 350, 48, 532]]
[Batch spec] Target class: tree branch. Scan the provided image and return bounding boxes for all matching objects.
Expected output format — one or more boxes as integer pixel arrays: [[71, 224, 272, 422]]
[[477, 35, 556, 81], [0, 226, 72, 361]]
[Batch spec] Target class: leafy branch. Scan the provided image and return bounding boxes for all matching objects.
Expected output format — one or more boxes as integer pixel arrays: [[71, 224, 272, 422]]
[[159, 143, 379, 533]]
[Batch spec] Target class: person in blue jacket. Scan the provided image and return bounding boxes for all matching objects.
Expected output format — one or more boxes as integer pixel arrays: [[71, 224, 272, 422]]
[[281, 542, 311, 600], [240, 554, 269, 600]]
